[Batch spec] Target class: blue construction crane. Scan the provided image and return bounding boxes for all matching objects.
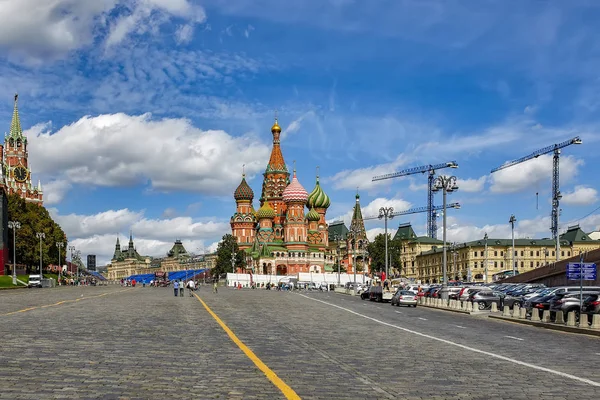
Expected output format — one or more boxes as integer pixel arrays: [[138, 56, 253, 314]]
[[372, 161, 458, 238], [490, 136, 582, 260], [364, 203, 460, 221]]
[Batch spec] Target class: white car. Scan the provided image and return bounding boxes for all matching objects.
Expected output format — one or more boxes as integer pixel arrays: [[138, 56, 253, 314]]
[[28, 274, 42, 288]]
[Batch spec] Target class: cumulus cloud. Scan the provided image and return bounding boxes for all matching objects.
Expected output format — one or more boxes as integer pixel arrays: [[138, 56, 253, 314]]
[[26, 113, 270, 198], [329, 197, 412, 227], [561, 185, 598, 206], [0, 0, 206, 62], [457, 176, 487, 193], [42, 179, 73, 205], [489, 154, 583, 193], [50, 207, 229, 267]]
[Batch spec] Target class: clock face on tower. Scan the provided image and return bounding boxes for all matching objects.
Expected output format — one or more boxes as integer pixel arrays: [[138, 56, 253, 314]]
[[14, 166, 28, 182]]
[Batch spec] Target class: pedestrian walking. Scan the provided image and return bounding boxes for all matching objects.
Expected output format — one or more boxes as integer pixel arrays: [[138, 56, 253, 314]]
[[188, 280, 196, 296], [179, 280, 184, 297], [173, 280, 179, 297], [213, 279, 218, 294]]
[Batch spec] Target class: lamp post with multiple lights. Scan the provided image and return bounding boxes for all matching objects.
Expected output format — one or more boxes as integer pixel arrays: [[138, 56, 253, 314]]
[[378, 207, 394, 280], [432, 175, 458, 300], [8, 221, 20, 285], [35, 232, 45, 277], [509, 215, 517, 277], [56, 242, 64, 284]]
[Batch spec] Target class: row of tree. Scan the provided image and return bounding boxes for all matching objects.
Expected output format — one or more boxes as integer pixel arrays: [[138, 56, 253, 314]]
[[212, 232, 404, 276], [6, 193, 68, 271]]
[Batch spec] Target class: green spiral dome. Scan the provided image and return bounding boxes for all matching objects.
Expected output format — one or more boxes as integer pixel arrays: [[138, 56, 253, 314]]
[[306, 207, 320, 221], [256, 201, 275, 219], [307, 178, 330, 209]]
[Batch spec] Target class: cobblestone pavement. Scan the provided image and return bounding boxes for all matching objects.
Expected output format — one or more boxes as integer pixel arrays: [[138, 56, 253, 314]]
[[1, 286, 599, 399]]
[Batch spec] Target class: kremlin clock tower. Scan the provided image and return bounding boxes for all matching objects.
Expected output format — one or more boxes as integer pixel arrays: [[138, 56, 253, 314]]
[[0, 94, 44, 275]]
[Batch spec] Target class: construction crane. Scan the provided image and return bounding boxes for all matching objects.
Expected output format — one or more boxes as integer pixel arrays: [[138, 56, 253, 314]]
[[490, 136, 582, 261], [363, 203, 461, 221], [372, 161, 459, 238]]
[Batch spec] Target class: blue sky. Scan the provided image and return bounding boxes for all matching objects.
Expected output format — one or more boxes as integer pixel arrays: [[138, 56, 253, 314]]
[[2, 0, 600, 266]]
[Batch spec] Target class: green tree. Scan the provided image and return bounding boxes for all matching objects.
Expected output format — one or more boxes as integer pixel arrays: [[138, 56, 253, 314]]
[[367, 233, 402, 274], [213, 234, 245, 277], [6, 194, 68, 272]]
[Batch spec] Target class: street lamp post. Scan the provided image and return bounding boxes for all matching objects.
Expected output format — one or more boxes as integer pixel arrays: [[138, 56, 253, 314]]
[[432, 175, 458, 301], [8, 221, 20, 285], [333, 234, 341, 287], [56, 242, 64, 284], [68, 245, 75, 281], [378, 207, 394, 280], [35, 232, 45, 277], [509, 215, 516, 277], [483, 233, 488, 284]]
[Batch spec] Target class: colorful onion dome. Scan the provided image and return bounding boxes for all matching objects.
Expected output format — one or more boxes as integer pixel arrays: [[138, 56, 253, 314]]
[[256, 201, 275, 219], [282, 170, 308, 203], [306, 207, 320, 221], [234, 175, 254, 201], [307, 177, 330, 209]]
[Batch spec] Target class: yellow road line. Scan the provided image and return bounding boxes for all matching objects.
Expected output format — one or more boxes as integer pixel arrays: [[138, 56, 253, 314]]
[[194, 293, 301, 400], [0, 288, 131, 316]]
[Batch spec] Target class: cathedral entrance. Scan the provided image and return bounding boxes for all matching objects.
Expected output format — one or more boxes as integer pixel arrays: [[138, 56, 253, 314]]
[[276, 265, 287, 275]]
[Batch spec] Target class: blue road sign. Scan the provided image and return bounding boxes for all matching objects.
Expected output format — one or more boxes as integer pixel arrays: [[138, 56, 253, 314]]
[[566, 263, 597, 280]]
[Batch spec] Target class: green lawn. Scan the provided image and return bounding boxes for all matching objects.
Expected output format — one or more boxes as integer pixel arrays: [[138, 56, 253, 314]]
[[0, 273, 58, 288]]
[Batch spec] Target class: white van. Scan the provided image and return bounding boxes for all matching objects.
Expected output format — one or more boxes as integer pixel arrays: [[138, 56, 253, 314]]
[[28, 274, 42, 288]]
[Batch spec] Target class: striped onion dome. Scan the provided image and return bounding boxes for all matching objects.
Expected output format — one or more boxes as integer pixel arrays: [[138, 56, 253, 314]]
[[307, 177, 330, 209], [282, 170, 308, 203], [306, 207, 320, 221], [234, 175, 254, 201], [256, 201, 275, 219]]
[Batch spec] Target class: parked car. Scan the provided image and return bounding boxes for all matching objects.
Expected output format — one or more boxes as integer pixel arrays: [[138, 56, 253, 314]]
[[581, 294, 600, 323], [361, 286, 372, 300], [469, 290, 504, 310], [28, 274, 42, 288], [391, 290, 418, 307]]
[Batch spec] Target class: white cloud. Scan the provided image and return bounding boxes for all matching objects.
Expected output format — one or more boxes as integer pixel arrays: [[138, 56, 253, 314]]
[[244, 24, 255, 38], [175, 24, 195, 44], [489, 154, 584, 193], [0, 0, 206, 62], [327, 154, 411, 191], [26, 113, 270, 198], [561, 185, 598, 206], [457, 176, 487, 193], [51, 207, 229, 267], [42, 179, 72, 205]]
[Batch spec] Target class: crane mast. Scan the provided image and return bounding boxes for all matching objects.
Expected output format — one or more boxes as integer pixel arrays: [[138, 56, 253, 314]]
[[363, 203, 460, 221], [490, 136, 582, 261], [372, 161, 458, 238]]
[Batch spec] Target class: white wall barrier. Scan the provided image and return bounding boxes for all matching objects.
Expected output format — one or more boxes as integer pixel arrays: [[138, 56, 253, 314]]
[[226, 272, 369, 287]]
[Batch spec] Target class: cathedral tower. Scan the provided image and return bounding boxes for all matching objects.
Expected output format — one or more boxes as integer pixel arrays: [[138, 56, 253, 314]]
[[347, 192, 369, 274], [231, 172, 257, 249], [307, 172, 331, 250], [283, 169, 309, 251], [260, 119, 289, 241]]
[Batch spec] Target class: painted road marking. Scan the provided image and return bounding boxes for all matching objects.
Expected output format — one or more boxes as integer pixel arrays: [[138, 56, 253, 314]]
[[194, 293, 300, 400], [418, 317, 428, 321], [394, 311, 403, 314], [298, 294, 600, 388], [505, 336, 524, 341], [0, 289, 131, 317], [455, 325, 466, 329]]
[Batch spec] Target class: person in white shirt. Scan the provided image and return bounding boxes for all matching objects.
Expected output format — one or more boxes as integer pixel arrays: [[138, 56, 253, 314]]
[[187, 280, 196, 296]]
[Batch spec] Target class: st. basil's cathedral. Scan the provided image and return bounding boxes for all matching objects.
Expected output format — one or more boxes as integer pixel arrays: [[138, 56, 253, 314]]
[[231, 119, 370, 276]]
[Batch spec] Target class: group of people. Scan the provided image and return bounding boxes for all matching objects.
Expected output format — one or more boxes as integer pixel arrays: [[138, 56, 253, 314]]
[[172, 279, 197, 297]]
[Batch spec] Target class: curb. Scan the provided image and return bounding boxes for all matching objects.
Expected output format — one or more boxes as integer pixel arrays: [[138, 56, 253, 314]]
[[419, 304, 475, 315], [488, 315, 600, 338]]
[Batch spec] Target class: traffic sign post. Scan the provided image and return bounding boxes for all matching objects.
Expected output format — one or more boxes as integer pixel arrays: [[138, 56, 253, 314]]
[[567, 254, 597, 324]]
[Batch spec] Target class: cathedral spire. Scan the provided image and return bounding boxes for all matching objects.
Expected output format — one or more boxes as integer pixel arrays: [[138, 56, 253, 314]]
[[266, 116, 287, 173], [349, 191, 366, 238], [8, 93, 25, 140]]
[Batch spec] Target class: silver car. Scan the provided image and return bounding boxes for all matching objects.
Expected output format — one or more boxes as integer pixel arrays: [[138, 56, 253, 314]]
[[391, 290, 418, 307]]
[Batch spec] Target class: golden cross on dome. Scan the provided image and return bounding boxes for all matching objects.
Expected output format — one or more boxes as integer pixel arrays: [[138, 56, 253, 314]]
[[242, 164, 245, 177], [293, 160, 296, 172], [274, 109, 278, 123], [316, 165, 319, 179]]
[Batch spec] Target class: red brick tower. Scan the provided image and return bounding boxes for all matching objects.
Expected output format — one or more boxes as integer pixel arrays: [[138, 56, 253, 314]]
[[231, 172, 257, 250], [3, 94, 43, 206]]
